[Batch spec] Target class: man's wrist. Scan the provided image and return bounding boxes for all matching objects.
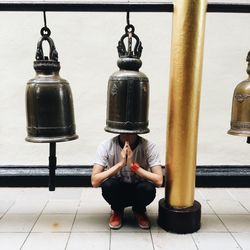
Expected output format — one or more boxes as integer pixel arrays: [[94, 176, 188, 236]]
[[130, 162, 140, 172], [118, 161, 125, 168]]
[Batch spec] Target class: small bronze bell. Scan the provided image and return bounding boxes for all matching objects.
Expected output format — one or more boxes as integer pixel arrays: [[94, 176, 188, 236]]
[[228, 51, 250, 137], [26, 27, 78, 143], [105, 24, 149, 134]]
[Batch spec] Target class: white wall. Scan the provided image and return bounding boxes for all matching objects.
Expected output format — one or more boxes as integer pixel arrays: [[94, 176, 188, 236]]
[[0, 0, 249, 166]]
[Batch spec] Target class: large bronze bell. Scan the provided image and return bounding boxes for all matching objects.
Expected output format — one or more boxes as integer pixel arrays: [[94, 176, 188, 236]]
[[228, 51, 250, 137], [26, 27, 78, 143], [105, 24, 149, 134]]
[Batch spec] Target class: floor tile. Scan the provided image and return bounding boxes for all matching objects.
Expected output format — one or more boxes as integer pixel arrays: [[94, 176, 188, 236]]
[[80, 188, 107, 205], [200, 200, 215, 214], [199, 188, 233, 200], [208, 200, 248, 214], [111, 232, 153, 250], [0, 188, 24, 200], [32, 214, 75, 232], [147, 199, 159, 214], [199, 215, 227, 232], [0, 214, 38, 232], [195, 189, 205, 201], [152, 232, 197, 250], [16, 188, 53, 201], [146, 214, 166, 233], [219, 214, 250, 232], [192, 233, 240, 250], [147, 188, 165, 214], [72, 214, 110, 232], [7, 201, 46, 214], [156, 188, 164, 197], [77, 200, 110, 214], [43, 200, 79, 214], [232, 232, 250, 250], [50, 188, 82, 200], [22, 233, 69, 250], [80, 188, 103, 201], [66, 232, 110, 250], [228, 188, 250, 202], [237, 200, 250, 213], [0, 200, 14, 213], [0, 233, 28, 250]]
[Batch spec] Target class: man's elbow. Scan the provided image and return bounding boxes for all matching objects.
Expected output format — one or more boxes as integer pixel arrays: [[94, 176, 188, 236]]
[[155, 178, 163, 188], [91, 178, 100, 188]]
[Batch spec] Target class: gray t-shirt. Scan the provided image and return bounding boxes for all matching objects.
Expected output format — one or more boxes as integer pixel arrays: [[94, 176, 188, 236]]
[[94, 136, 161, 183]]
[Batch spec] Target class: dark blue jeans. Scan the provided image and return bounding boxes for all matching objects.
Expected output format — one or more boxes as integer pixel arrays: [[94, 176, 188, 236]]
[[101, 178, 156, 213]]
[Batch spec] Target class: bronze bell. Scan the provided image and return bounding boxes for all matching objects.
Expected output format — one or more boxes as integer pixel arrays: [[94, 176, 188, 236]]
[[105, 24, 149, 134], [26, 27, 78, 143], [228, 51, 250, 137]]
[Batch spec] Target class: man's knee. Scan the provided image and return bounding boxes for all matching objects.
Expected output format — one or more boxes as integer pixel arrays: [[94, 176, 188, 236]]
[[101, 178, 114, 190], [136, 181, 156, 199], [101, 178, 121, 195]]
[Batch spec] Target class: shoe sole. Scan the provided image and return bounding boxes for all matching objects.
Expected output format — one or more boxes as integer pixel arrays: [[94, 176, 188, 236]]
[[109, 223, 122, 229], [138, 224, 150, 229]]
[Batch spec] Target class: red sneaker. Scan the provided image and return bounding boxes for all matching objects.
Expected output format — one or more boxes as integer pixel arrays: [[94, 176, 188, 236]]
[[134, 212, 150, 229], [109, 211, 123, 229]]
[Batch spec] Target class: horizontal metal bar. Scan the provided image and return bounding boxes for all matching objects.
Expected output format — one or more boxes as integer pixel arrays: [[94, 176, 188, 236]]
[[1, 165, 250, 187], [0, 1, 173, 12], [0, 2, 249, 13], [208, 3, 250, 13]]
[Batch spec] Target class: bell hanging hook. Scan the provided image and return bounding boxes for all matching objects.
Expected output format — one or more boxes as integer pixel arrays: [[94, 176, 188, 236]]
[[126, 11, 130, 26], [117, 11, 142, 59], [40, 11, 51, 37], [125, 11, 135, 56], [125, 11, 134, 33], [43, 11, 47, 28]]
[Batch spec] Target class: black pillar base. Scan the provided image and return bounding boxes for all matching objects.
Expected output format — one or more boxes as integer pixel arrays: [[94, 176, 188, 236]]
[[158, 198, 201, 234]]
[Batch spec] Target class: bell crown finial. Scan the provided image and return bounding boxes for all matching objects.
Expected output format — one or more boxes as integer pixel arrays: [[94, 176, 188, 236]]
[[117, 24, 143, 59], [34, 27, 60, 73]]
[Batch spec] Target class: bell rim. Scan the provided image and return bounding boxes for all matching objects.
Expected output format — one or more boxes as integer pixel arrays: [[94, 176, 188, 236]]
[[227, 129, 250, 137], [104, 126, 150, 134], [25, 134, 79, 143]]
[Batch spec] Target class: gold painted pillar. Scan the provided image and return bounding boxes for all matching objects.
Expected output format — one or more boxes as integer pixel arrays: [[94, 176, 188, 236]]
[[158, 0, 207, 233]]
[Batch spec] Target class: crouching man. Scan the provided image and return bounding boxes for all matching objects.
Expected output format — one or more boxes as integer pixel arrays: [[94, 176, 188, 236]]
[[91, 133, 163, 229]]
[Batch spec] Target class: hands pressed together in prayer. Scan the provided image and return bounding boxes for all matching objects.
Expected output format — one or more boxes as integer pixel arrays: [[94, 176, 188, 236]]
[[92, 135, 163, 188], [120, 141, 133, 168], [119, 141, 140, 173]]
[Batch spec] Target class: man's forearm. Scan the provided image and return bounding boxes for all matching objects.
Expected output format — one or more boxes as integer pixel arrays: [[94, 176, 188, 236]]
[[92, 162, 124, 187], [134, 166, 163, 187]]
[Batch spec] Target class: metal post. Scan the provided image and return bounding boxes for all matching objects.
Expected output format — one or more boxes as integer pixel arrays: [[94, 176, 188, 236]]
[[49, 142, 56, 191], [158, 0, 207, 233]]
